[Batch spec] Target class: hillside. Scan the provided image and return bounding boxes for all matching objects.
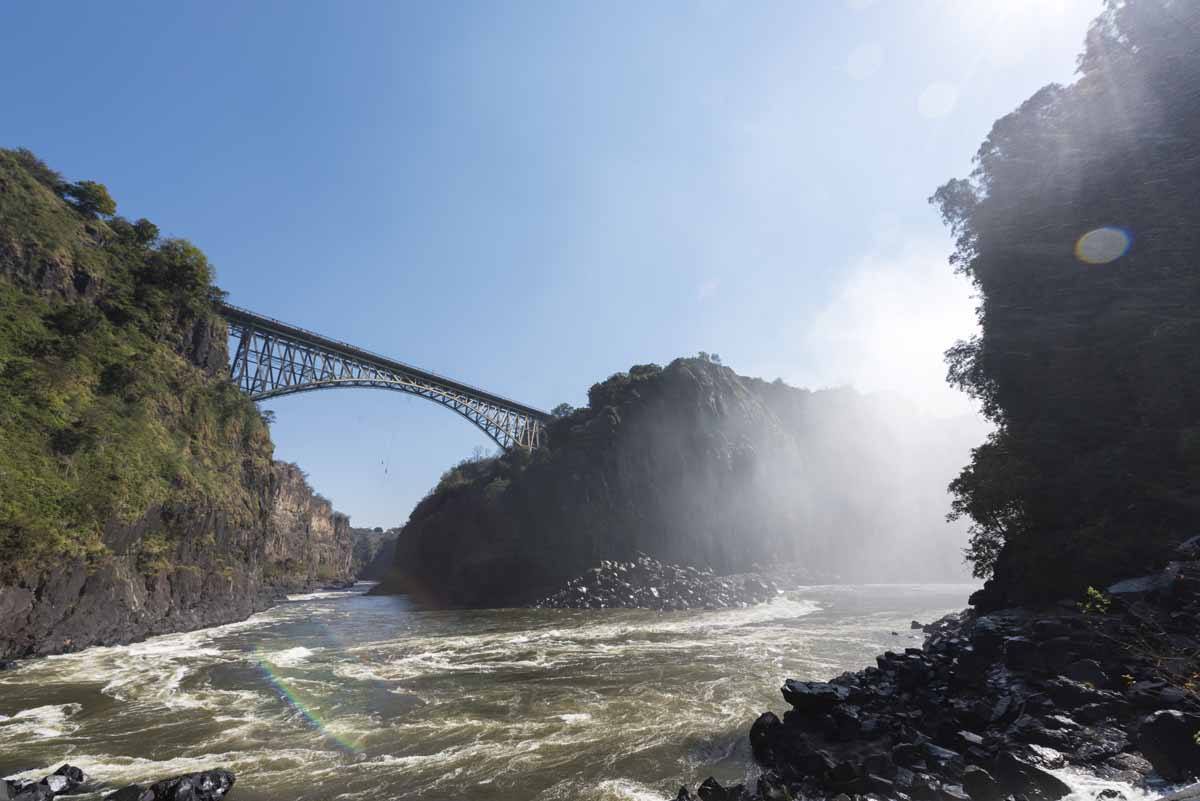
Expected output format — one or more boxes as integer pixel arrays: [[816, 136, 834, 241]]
[[378, 358, 981, 608], [0, 149, 353, 658], [931, 0, 1200, 609]]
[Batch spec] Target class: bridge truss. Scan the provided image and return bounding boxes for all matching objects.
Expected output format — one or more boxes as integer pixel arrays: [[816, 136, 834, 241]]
[[218, 303, 548, 450]]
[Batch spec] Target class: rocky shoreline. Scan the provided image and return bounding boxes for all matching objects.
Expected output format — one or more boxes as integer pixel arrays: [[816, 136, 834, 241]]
[[533, 555, 780, 610], [1, 765, 233, 801], [677, 541, 1200, 801]]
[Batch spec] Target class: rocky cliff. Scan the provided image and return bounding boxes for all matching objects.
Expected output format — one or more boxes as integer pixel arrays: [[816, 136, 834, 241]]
[[0, 463, 353, 658], [0, 149, 353, 658], [265, 463, 353, 587], [350, 527, 399, 580], [378, 359, 980, 608]]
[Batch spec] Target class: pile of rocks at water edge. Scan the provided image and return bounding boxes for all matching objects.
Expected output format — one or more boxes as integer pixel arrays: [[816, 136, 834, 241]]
[[105, 770, 235, 801], [534, 556, 779, 611], [677, 542, 1200, 801], [1, 765, 89, 801], [0, 767, 236, 801]]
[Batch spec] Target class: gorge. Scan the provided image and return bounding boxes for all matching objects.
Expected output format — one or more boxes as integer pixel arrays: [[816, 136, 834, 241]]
[[3, 0, 1200, 798]]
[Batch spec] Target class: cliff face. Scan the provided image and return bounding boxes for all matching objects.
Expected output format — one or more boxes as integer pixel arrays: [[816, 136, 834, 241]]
[[382, 359, 979, 608], [265, 463, 353, 589], [350, 527, 399, 580], [0, 466, 353, 658], [0, 149, 353, 658]]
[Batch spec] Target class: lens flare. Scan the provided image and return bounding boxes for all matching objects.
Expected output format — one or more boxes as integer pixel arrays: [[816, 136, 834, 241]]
[[1075, 226, 1132, 264], [255, 645, 363, 753]]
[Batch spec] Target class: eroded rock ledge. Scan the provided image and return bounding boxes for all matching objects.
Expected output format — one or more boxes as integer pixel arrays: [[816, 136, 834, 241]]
[[678, 547, 1200, 801]]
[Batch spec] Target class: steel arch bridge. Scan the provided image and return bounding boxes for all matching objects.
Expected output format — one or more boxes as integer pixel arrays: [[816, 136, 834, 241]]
[[217, 303, 549, 450]]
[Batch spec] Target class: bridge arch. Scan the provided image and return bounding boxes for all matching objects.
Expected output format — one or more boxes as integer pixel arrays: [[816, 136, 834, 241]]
[[218, 303, 548, 450]]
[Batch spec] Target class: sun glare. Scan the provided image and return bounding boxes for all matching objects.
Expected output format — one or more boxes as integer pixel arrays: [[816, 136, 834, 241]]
[[1075, 226, 1133, 265]]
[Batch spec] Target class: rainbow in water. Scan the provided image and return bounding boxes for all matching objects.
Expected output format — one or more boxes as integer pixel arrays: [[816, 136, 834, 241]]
[[254, 644, 365, 754]]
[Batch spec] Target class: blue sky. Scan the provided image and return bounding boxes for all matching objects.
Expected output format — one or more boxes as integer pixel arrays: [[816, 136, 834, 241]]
[[3, 1, 1101, 528]]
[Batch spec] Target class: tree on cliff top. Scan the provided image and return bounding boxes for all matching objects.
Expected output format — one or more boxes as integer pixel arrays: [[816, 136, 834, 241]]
[[933, 0, 1200, 605], [64, 180, 117, 218]]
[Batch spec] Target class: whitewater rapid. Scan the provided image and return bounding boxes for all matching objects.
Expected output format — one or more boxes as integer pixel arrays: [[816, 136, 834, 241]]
[[0, 583, 1153, 801]]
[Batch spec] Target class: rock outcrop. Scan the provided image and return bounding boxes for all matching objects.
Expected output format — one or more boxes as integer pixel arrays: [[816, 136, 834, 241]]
[[265, 463, 353, 588], [378, 359, 980, 607], [679, 552, 1200, 800], [0, 462, 353, 659]]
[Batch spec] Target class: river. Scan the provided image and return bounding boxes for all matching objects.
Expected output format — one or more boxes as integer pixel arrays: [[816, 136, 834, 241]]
[[0, 583, 1148, 801]]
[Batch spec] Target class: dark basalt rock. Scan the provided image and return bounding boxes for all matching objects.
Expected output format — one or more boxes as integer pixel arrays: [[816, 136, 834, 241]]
[[961, 765, 1002, 801], [104, 769, 234, 801], [780, 681, 849, 713], [990, 752, 1072, 800], [1177, 536, 1200, 561], [3, 765, 89, 801], [750, 711, 783, 762], [1, 462, 355, 660], [676, 558, 1200, 801], [695, 776, 747, 801], [1063, 658, 1109, 687], [1135, 709, 1200, 781]]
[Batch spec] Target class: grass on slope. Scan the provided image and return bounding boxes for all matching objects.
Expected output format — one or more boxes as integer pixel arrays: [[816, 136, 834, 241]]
[[0, 148, 274, 576]]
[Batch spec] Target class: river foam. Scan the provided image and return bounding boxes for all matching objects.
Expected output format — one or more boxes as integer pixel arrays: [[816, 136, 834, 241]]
[[5, 583, 1083, 801]]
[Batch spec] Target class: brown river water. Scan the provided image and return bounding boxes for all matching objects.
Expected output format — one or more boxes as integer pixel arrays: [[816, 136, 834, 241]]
[[0, 583, 1148, 801]]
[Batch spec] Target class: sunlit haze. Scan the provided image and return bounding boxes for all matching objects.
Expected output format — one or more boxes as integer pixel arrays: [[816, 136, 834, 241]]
[[1, 0, 1103, 527]]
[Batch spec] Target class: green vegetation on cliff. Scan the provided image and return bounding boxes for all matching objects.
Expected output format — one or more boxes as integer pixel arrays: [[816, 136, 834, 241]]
[[0, 148, 273, 574], [932, 0, 1200, 606]]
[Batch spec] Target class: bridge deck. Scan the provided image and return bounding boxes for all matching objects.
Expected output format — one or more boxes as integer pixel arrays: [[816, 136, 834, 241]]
[[216, 302, 549, 420]]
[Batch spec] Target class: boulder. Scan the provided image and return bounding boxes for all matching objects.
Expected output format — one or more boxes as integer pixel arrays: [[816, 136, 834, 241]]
[[1135, 710, 1200, 781], [970, 617, 1008, 656], [755, 772, 790, 801], [1176, 535, 1200, 560], [961, 765, 1002, 801], [941, 785, 971, 801], [1063, 659, 1109, 687], [1107, 565, 1180, 597], [750, 711, 782, 763], [1045, 676, 1119, 709], [104, 770, 234, 801], [989, 753, 1072, 801], [3, 765, 89, 801], [780, 681, 849, 713], [12, 785, 54, 801], [696, 777, 730, 801], [1004, 637, 1045, 673], [1127, 680, 1190, 710]]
